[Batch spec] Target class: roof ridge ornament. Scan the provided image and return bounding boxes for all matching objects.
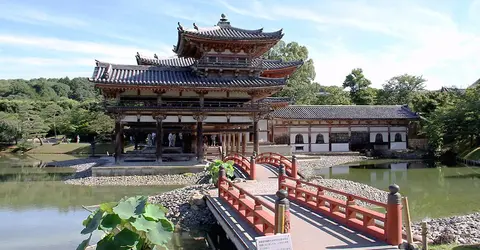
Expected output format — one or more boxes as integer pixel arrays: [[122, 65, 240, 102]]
[[154, 54, 158, 59], [217, 13, 230, 27], [193, 23, 199, 30], [177, 22, 184, 31]]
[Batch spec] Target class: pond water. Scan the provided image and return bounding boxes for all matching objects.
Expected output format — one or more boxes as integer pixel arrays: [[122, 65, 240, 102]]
[[0, 154, 208, 250], [314, 160, 480, 221]]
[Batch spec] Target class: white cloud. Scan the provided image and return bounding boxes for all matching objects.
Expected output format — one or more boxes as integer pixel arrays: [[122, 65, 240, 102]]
[[0, 2, 87, 27], [0, 34, 174, 64], [217, 0, 480, 89]]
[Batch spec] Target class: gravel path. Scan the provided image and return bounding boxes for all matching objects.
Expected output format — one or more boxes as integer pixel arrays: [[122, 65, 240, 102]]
[[65, 172, 209, 186], [298, 156, 368, 178]]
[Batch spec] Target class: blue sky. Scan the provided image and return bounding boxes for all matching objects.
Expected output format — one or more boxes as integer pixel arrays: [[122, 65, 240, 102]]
[[1, 0, 479, 89]]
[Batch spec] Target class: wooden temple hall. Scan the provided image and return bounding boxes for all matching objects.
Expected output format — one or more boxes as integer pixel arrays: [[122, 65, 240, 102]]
[[89, 14, 420, 163], [89, 14, 303, 163]]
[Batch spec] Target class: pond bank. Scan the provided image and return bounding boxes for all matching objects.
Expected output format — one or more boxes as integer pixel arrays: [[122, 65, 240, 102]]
[[298, 155, 369, 178]]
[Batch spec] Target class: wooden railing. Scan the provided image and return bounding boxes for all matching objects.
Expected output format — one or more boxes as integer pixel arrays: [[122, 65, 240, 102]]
[[256, 153, 298, 178], [224, 153, 256, 180], [218, 174, 276, 235], [279, 174, 402, 245]]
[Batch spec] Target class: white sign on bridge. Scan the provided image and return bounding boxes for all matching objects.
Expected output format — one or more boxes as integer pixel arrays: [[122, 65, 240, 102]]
[[255, 234, 293, 250]]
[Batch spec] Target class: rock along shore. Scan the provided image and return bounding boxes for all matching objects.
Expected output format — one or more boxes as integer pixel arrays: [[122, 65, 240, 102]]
[[65, 172, 209, 186], [298, 156, 368, 178]]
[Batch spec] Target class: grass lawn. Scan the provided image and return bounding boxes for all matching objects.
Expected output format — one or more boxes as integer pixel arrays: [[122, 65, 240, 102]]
[[430, 244, 480, 250]]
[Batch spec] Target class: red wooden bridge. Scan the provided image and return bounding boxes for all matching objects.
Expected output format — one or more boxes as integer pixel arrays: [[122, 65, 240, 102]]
[[206, 152, 404, 250]]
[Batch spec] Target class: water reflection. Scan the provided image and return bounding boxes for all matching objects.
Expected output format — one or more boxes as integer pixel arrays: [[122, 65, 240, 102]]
[[0, 154, 208, 249], [314, 161, 480, 220]]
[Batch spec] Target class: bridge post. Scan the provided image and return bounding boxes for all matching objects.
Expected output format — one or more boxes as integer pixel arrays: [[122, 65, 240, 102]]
[[275, 189, 290, 234], [218, 165, 226, 191], [386, 184, 402, 245], [250, 156, 256, 180], [291, 155, 298, 179], [278, 165, 286, 190]]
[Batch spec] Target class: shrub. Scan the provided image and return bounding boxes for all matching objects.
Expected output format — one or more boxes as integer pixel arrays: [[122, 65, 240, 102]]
[[77, 195, 174, 250], [205, 159, 235, 184]]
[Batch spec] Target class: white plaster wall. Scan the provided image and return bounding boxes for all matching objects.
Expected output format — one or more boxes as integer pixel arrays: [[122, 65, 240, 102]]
[[245, 145, 292, 155], [163, 116, 176, 123], [181, 91, 198, 97], [331, 127, 349, 132], [370, 132, 389, 142], [290, 133, 308, 144], [181, 116, 196, 123], [205, 92, 227, 98], [259, 120, 268, 130], [311, 144, 329, 152], [291, 144, 308, 152], [312, 133, 329, 143], [205, 116, 227, 123], [390, 126, 407, 132], [351, 127, 368, 132], [122, 115, 138, 122], [163, 91, 180, 97], [230, 116, 250, 123], [290, 127, 309, 132], [311, 127, 329, 132], [229, 92, 250, 98], [390, 142, 407, 150], [259, 132, 268, 142], [331, 143, 349, 152], [370, 126, 388, 132]]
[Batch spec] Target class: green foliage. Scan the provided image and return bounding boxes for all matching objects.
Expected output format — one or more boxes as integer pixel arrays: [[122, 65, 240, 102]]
[[313, 86, 352, 105], [205, 159, 235, 184], [377, 74, 426, 105], [264, 41, 319, 104], [342, 68, 376, 105], [78, 196, 173, 250]]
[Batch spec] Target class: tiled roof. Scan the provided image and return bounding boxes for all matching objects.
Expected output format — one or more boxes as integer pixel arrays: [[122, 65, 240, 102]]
[[177, 14, 283, 41], [260, 59, 303, 70], [259, 97, 293, 103], [136, 55, 194, 67], [90, 62, 286, 88], [272, 105, 420, 120], [135, 55, 302, 70]]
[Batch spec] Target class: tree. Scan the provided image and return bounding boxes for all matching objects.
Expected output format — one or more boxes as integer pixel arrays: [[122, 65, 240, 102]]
[[0, 112, 21, 144], [342, 68, 375, 105], [43, 103, 64, 138], [314, 86, 352, 105], [264, 41, 319, 104], [16, 103, 49, 144], [377, 74, 426, 105]]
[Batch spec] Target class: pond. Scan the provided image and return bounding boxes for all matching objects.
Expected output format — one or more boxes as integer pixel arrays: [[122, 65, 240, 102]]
[[314, 160, 480, 221], [0, 154, 208, 250]]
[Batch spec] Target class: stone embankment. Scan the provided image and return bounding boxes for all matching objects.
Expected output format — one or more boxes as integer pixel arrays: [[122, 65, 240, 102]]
[[412, 213, 480, 245], [149, 184, 216, 231], [65, 172, 209, 186], [298, 156, 368, 178], [47, 158, 108, 179]]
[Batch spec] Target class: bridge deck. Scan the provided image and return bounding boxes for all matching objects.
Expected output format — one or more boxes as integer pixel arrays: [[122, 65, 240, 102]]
[[210, 164, 397, 249]]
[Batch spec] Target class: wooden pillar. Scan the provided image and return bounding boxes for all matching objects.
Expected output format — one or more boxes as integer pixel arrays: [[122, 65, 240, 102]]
[[221, 133, 226, 156], [387, 125, 391, 149], [114, 120, 121, 163], [253, 117, 259, 155], [194, 114, 206, 162], [119, 123, 125, 154], [236, 133, 240, 153], [328, 126, 332, 152], [232, 133, 237, 153], [271, 119, 275, 143], [155, 115, 164, 162], [308, 124, 312, 153], [242, 132, 246, 156], [348, 125, 352, 151]]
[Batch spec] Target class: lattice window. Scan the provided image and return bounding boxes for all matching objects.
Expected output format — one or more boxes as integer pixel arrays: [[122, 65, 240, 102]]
[[394, 133, 402, 142], [375, 133, 384, 143]]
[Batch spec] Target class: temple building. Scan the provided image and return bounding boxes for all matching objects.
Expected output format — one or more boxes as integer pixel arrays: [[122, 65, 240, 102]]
[[89, 14, 420, 163]]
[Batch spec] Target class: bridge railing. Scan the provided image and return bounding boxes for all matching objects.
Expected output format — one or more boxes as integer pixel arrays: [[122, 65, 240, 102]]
[[224, 153, 256, 180], [279, 170, 402, 246], [256, 152, 298, 178], [218, 168, 277, 235]]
